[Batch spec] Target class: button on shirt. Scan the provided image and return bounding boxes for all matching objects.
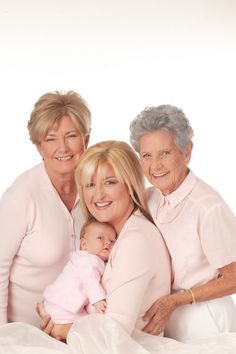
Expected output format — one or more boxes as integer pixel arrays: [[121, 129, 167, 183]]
[[147, 171, 236, 291]]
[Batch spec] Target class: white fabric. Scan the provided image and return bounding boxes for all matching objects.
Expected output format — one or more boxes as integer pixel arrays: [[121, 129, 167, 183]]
[[165, 296, 236, 342], [0, 322, 69, 354], [0, 315, 236, 354]]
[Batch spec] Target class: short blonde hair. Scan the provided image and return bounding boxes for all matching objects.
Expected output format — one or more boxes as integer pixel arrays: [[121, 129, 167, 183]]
[[75, 140, 153, 223], [28, 90, 91, 144]]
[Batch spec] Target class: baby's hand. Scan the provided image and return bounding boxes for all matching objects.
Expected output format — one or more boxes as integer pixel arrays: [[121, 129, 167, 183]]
[[93, 299, 107, 313]]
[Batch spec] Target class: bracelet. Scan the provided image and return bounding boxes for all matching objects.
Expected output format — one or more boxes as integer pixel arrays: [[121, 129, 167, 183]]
[[186, 288, 196, 304]]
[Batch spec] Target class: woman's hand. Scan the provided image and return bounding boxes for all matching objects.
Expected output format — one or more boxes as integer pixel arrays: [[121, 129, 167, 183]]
[[143, 294, 177, 335], [36, 302, 71, 341]]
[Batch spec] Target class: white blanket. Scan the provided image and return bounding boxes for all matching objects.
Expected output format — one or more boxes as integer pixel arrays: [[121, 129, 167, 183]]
[[0, 315, 236, 354]]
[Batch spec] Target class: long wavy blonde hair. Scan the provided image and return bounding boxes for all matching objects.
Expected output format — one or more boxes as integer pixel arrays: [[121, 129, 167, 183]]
[[75, 140, 153, 224]]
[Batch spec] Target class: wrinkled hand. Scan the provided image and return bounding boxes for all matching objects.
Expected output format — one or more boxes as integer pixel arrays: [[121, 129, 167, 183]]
[[143, 294, 176, 335], [93, 299, 107, 313], [36, 302, 71, 341]]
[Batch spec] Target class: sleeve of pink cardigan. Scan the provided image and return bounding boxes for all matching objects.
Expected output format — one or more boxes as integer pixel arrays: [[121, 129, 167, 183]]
[[104, 230, 157, 334], [0, 190, 28, 324]]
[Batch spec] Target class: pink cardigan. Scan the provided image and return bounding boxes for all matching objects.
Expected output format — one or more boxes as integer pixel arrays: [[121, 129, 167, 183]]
[[102, 210, 171, 334], [0, 163, 84, 326]]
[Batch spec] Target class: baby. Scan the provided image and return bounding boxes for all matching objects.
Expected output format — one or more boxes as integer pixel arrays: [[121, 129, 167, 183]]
[[43, 219, 117, 324]]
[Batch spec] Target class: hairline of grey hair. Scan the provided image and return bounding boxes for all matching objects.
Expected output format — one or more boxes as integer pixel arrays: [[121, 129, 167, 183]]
[[129, 104, 194, 152]]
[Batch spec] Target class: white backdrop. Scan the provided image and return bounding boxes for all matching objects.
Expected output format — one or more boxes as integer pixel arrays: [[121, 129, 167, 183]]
[[0, 0, 235, 300]]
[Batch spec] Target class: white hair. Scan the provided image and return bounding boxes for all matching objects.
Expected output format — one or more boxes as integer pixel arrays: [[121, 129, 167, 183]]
[[130, 104, 194, 152]]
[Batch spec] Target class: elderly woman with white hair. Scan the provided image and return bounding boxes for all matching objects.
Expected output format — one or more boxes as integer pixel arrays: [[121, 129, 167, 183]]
[[130, 104, 236, 342]]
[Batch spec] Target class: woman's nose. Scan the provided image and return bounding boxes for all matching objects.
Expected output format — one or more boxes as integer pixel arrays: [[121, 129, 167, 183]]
[[151, 156, 162, 169], [58, 137, 68, 151], [94, 185, 106, 199]]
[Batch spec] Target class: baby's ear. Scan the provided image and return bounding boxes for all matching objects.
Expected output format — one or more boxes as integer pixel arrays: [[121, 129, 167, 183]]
[[80, 237, 87, 250]]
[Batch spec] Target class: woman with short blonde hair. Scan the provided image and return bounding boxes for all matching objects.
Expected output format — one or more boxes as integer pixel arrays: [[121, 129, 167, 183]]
[[28, 90, 91, 145], [0, 90, 91, 327]]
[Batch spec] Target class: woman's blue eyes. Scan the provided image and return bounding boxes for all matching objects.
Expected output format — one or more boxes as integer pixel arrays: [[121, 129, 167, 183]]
[[85, 180, 118, 188]]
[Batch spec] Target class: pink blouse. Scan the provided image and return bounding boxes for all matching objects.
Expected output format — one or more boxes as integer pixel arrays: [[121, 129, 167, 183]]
[[147, 171, 236, 291]]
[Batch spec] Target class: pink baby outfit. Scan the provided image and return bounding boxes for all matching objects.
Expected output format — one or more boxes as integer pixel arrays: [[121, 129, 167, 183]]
[[102, 209, 171, 334], [0, 163, 84, 327], [43, 250, 106, 324], [147, 170, 236, 341]]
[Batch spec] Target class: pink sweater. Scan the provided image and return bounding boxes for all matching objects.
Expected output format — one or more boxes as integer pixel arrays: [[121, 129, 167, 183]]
[[0, 163, 84, 327], [102, 210, 171, 334], [44, 250, 106, 323]]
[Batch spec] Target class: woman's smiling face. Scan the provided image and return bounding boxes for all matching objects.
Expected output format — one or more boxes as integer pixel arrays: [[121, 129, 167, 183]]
[[37, 115, 88, 177], [139, 130, 192, 195], [82, 163, 134, 234]]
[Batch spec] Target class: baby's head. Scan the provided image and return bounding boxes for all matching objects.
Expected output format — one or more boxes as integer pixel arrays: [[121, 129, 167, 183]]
[[80, 219, 117, 261]]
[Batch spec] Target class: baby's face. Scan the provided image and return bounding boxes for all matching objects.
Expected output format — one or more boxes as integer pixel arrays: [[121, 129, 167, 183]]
[[81, 223, 116, 261]]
